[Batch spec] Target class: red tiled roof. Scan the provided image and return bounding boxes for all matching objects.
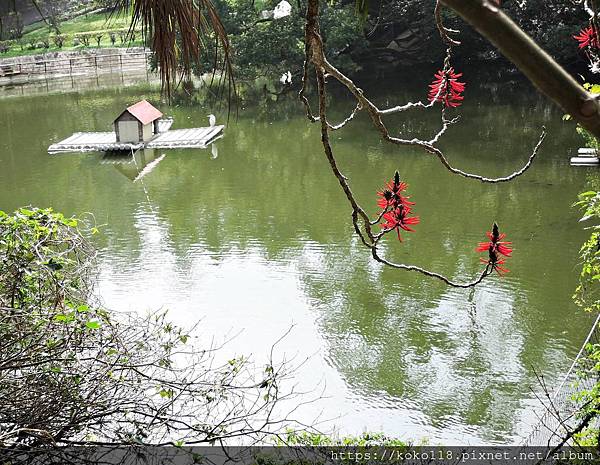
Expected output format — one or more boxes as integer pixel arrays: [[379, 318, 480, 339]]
[[122, 100, 163, 125]]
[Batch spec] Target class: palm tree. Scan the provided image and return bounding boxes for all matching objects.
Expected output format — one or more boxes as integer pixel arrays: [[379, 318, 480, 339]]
[[112, 0, 235, 98], [21, 0, 234, 98]]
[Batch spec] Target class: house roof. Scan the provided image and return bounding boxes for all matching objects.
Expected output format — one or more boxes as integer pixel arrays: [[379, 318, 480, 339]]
[[116, 100, 163, 125]]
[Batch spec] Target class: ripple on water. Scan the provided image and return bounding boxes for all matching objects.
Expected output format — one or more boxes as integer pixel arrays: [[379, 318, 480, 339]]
[[1, 87, 594, 445]]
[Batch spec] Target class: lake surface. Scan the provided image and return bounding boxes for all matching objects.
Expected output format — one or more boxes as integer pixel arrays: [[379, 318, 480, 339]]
[[0, 78, 596, 444]]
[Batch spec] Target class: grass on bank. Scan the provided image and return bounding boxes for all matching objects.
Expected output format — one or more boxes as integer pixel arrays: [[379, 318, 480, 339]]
[[0, 12, 143, 59]]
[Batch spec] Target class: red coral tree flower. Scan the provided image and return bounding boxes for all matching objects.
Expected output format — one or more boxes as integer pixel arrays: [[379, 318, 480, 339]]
[[476, 222, 512, 275], [574, 26, 600, 49], [381, 207, 420, 241], [376, 171, 412, 209], [428, 67, 466, 108], [377, 171, 419, 241]]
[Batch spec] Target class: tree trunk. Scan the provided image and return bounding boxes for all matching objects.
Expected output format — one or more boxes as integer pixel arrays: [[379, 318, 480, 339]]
[[442, 0, 600, 139]]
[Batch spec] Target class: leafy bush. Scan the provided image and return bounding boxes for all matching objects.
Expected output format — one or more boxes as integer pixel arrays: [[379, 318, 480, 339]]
[[283, 430, 407, 447], [0, 208, 96, 310], [564, 188, 600, 445], [573, 190, 600, 314], [52, 34, 66, 48], [0, 208, 297, 457], [212, 0, 366, 81], [75, 33, 91, 47], [2, 11, 24, 40]]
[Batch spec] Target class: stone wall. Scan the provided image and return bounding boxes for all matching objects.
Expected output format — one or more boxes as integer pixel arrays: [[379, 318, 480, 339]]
[[0, 47, 147, 66], [0, 47, 150, 84]]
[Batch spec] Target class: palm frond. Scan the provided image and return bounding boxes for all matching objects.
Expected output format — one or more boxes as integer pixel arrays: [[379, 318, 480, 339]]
[[112, 0, 236, 108]]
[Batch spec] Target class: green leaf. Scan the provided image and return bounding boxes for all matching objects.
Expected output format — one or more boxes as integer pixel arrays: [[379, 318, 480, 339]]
[[85, 320, 101, 330], [159, 388, 174, 398]]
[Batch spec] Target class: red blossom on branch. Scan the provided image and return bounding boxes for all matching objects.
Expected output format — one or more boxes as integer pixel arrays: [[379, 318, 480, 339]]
[[427, 67, 466, 108], [376, 172, 411, 209], [382, 209, 420, 241], [476, 223, 512, 275], [377, 171, 419, 241], [574, 26, 600, 49]]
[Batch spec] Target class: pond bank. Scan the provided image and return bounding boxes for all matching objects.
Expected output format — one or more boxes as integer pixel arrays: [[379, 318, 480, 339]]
[[0, 70, 156, 99], [0, 47, 150, 86]]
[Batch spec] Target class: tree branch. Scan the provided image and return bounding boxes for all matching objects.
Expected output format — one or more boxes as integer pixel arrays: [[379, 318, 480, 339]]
[[304, 2, 502, 288]]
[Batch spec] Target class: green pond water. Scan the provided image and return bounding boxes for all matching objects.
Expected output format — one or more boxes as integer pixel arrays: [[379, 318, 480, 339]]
[[0, 78, 597, 444]]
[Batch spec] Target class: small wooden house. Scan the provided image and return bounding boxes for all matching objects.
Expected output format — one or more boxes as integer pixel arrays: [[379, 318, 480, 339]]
[[114, 100, 163, 144]]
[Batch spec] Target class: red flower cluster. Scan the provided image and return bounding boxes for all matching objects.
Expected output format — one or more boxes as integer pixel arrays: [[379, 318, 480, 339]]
[[428, 68, 466, 108], [377, 171, 419, 241], [574, 26, 600, 49], [476, 223, 512, 275]]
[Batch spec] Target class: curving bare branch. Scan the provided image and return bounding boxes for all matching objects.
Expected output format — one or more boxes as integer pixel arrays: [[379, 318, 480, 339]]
[[300, 0, 548, 288], [434, 0, 461, 46]]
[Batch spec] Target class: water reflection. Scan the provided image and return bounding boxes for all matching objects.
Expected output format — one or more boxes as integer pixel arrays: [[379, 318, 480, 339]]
[[0, 82, 597, 444], [100, 149, 166, 182], [0, 71, 154, 99]]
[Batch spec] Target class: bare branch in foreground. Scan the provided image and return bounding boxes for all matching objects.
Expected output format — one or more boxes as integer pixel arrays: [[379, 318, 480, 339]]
[[0, 208, 317, 460]]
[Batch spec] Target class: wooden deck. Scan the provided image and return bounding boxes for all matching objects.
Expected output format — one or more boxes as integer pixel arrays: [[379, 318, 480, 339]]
[[48, 121, 223, 154], [147, 126, 224, 149], [48, 131, 141, 153], [571, 147, 599, 166]]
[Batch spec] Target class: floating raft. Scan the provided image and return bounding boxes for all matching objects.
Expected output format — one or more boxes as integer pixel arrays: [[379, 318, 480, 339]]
[[570, 147, 599, 166], [49, 132, 145, 153], [48, 119, 224, 154], [147, 126, 224, 149]]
